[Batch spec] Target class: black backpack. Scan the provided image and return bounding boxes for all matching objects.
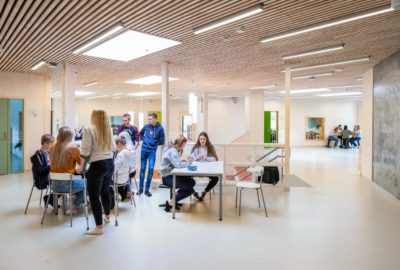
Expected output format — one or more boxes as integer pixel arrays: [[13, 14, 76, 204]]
[[31, 152, 50, 190], [257, 166, 280, 185]]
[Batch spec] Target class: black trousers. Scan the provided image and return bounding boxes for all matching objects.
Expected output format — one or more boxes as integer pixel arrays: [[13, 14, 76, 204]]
[[87, 159, 114, 226], [162, 175, 195, 203], [205, 177, 219, 192]]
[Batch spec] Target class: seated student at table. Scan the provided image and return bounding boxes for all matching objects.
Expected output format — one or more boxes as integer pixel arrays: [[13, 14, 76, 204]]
[[110, 136, 135, 209], [189, 131, 219, 201], [49, 127, 85, 213], [340, 125, 353, 149], [350, 125, 362, 148], [160, 135, 195, 212], [326, 127, 340, 148]]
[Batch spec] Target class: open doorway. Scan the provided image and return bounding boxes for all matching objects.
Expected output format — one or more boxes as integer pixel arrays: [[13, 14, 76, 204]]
[[264, 111, 278, 143], [0, 98, 24, 175]]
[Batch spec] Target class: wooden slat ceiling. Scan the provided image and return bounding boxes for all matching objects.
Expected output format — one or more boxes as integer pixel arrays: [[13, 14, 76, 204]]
[[0, 0, 399, 98]]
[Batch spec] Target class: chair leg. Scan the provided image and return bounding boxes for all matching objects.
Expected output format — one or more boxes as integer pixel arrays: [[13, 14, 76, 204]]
[[41, 191, 52, 224], [69, 193, 73, 227], [115, 184, 119, 226], [24, 184, 35, 215], [239, 188, 243, 216], [134, 177, 139, 192], [256, 189, 261, 208], [39, 189, 43, 206], [235, 187, 238, 208], [129, 182, 136, 208], [259, 187, 268, 217]]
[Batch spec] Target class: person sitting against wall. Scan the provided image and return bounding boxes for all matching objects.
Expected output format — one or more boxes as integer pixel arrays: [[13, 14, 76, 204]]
[[189, 132, 219, 201], [340, 125, 353, 149], [326, 127, 340, 148], [350, 125, 362, 148], [49, 127, 85, 214], [160, 135, 196, 212]]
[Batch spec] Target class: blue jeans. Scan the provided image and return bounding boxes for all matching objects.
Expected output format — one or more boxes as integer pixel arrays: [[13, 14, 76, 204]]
[[140, 148, 157, 192], [51, 179, 84, 206], [350, 137, 361, 147]]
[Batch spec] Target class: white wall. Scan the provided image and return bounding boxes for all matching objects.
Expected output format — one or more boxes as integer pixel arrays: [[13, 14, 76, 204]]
[[265, 98, 360, 147], [361, 69, 373, 180], [0, 71, 51, 170]]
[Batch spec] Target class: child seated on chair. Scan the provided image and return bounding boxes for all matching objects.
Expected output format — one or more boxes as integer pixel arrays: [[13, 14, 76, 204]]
[[31, 134, 57, 207], [49, 127, 85, 213], [110, 136, 136, 209]]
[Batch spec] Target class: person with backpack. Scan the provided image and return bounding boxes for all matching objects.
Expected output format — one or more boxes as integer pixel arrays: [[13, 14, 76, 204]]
[[189, 132, 219, 201], [118, 113, 139, 149], [31, 134, 57, 207]]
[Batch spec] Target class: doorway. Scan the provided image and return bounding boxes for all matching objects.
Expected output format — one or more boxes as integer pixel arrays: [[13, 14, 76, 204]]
[[264, 111, 278, 143], [0, 98, 24, 175]]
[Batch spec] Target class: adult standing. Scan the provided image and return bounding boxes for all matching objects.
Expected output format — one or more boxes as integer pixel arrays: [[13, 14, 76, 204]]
[[78, 110, 115, 235], [138, 113, 165, 197], [117, 113, 139, 149]]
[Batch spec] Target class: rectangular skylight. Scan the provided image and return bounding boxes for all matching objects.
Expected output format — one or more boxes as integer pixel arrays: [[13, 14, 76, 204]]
[[83, 30, 181, 61], [125, 75, 178, 85], [126, 91, 160, 97]]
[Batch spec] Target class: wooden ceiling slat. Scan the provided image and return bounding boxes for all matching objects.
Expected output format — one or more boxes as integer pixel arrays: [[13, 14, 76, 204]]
[[0, 0, 24, 44], [0, 0, 32, 46], [0, 0, 16, 35]]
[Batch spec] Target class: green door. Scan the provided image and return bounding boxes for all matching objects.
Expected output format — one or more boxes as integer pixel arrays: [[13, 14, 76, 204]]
[[0, 99, 9, 175], [264, 111, 279, 143]]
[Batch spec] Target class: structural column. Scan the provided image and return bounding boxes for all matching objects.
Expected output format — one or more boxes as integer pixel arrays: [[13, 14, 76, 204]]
[[284, 66, 291, 191], [246, 90, 264, 143], [61, 62, 76, 130], [161, 61, 170, 142], [198, 94, 208, 133]]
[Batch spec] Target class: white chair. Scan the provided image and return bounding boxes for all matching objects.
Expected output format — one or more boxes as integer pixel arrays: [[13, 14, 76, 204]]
[[113, 166, 136, 226], [41, 173, 89, 229], [235, 166, 268, 217], [24, 180, 48, 214]]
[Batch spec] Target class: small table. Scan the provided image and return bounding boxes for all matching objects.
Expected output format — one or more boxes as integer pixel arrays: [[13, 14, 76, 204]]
[[170, 161, 224, 220]]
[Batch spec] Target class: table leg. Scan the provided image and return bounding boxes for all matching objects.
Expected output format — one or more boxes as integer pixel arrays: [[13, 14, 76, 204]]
[[219, 175, 223, 221], [172, 174, 176, 219]]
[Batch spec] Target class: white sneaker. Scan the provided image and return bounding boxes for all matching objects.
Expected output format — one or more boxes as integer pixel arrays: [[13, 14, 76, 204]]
[[103, 216, 111, 223], [85, 227, 103, 235]]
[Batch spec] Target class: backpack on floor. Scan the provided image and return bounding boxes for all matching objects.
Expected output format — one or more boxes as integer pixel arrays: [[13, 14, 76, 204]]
[[257, 166, 280, 185]]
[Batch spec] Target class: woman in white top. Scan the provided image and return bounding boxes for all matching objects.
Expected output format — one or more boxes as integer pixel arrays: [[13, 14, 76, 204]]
[[78, 110, 115, 235], [189, 132, 219, 201]]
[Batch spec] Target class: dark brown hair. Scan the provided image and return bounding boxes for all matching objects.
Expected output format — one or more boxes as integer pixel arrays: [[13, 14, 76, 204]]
[[191, 132, 218, 160]]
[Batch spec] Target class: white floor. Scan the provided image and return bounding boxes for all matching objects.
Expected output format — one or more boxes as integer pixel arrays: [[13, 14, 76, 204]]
[[1, 147, 400, 270]]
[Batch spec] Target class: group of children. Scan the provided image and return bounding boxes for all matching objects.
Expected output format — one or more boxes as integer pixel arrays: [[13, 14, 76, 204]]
[[31, 110, 219, 234], [326, 124, 362, 149]]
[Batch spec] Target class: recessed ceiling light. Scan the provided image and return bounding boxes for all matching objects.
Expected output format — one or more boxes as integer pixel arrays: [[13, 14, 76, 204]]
[[261, 5, 393, 43], [112, 97, 122, 100], [85, 95, 108, 100], [83, 30, 181, 61], [31, 60, 46, 70], [75, 91, 94, 96], [292, 72, 334, 80], [283, 56, 370, 72], [318, 91, 362, 97], [328, 84, 362, 89], [111, 92, 125, 96], [194, 4, 264, 34], [125, 75, 178, 85], [73, 23, 124, 54], [207, 93, 218, 97], [282, 44, 345, 60], [249, 84, 277, 90], [84, 81, 98, 87], [126, 92, 160, 97], [356, 77, 363, 81], [279, 88, 330, 94]]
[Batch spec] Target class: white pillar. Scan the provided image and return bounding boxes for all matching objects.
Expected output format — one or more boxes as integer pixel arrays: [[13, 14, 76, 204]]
[[161, 61, 169, 142], [284, 66, 291, 192], [246, 90, 264, 143], [61, 62, 76, 130]]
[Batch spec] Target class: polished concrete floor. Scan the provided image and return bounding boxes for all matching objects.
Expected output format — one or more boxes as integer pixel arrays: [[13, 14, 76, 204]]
[[1, 147, 400, 270]]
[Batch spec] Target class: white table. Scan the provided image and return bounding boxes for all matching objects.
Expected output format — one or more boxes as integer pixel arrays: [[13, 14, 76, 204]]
[[170, 161, 224, 220]]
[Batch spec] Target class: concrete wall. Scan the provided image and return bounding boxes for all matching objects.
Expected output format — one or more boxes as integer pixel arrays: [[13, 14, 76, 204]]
[[373, 50, 400, 199], [361, 69, 373, 180], [0, 71, 51, 170]]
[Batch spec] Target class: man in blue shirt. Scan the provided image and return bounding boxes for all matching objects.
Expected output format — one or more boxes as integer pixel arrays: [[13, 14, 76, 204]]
[[139, 113, 165, 196]]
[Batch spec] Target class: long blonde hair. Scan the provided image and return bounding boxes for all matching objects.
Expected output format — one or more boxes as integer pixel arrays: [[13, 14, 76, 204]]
[[168, 135, 187, 156], [50, 127, 74, 168], [91, 110, 113, 151]]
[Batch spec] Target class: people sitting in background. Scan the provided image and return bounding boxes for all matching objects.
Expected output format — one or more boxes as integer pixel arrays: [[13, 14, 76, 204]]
[[326, 127, 340, 148], [110, 136, 135, 209], [340, 125, 353, 149], [49, 127, 85, 213], [118, 113, 139, 149], [160, 136, 195, 212], [31, 134, 57, 207], [190, 132, 219, 201], [350, 125, 362, 148], [337, 124, 343, 147]]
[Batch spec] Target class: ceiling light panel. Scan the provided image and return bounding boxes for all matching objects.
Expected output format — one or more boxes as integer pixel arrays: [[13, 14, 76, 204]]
[[126, 92, 160, 97], [249, 84, 277, 90], [285, 56, 370, 72], [83, 30, 181, 61], [292, 72, 334, 80], [125, 75, 178, 85], [282, 44, 344, 60], [279, 88, 330, 94], [318, 92, 362, 97]]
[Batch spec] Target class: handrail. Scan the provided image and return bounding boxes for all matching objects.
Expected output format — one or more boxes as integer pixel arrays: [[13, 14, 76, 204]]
[[184, 142, 285, 148]]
